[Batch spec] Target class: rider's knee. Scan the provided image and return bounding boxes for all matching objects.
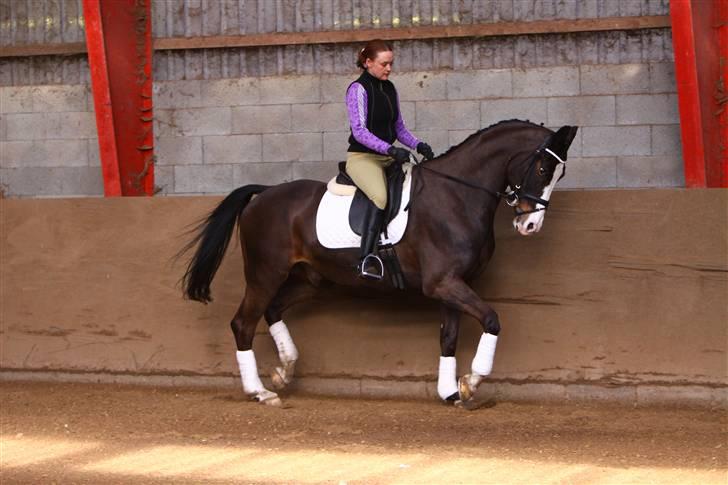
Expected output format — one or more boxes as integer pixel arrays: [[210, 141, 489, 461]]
[[371, 191, 387, 210]]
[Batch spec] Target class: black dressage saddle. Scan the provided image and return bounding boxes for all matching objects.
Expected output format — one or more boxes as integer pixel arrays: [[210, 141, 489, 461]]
[[335, 161, 406, 237]]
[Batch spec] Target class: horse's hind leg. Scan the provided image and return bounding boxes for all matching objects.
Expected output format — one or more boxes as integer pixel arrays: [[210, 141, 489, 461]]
[[437, 304, 461, 403], [264, 267, 320, 390], [231, 276, 287, 406]]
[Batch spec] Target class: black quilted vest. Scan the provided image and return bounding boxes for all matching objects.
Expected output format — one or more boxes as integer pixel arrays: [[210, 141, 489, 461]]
[[347, 70, 400, 154]]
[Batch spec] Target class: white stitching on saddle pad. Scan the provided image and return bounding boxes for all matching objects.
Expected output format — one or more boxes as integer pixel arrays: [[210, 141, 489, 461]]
[[316, 164, 413, 249]]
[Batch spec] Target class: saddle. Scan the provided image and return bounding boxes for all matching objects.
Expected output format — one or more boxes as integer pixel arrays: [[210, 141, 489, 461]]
[[330, 161, 406, 237]]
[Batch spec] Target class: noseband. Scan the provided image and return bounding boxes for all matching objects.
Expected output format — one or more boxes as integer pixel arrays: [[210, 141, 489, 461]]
[[414, 147, 566, 216]]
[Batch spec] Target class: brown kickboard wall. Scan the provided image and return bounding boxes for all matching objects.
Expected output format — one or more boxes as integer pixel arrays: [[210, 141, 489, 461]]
[[1, 190, 726, 391]]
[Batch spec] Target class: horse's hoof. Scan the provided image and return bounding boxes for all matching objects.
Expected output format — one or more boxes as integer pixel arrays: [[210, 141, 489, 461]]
[[458, 375, 475, 402], [270, 367, 286, 390], [262, 396, 283, 407], [252, 389, 282, 406]]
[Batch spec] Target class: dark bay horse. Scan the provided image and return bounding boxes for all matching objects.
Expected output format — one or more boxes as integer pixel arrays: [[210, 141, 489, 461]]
[[181, 120, 578, 406]]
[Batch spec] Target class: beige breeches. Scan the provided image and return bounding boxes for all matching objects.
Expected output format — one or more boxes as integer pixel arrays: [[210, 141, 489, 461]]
[[345, 152, 393, 210]]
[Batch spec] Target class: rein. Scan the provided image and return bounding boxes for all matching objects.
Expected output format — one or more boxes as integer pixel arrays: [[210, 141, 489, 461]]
[[409, 147, 565, 216]]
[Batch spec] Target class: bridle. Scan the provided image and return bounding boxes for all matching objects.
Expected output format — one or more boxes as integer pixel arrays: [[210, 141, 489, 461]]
[[412, 146, 566, 216], [503, 148, 567, 216]]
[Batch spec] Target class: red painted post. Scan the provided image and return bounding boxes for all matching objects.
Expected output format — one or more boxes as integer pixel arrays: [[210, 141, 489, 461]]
[[83, 0, 155, 196], [670, 0, 727, 188], [83, 0, 122, 197], [718, 0, 728, 187]]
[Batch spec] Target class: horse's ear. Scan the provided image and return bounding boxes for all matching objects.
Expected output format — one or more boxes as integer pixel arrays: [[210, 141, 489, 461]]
[[549, 125, 579, 160]]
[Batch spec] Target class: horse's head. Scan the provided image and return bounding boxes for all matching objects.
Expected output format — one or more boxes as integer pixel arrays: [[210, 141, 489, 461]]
[[507, 125, 578, 236]]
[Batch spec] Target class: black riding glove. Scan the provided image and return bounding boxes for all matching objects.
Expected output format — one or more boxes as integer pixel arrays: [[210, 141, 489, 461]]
[[387, 146, 410, 164], [416, 142, 434, 160]]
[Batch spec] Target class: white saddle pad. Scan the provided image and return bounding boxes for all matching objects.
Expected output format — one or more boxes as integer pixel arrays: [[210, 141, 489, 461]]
[[316, 164, 413, 249]]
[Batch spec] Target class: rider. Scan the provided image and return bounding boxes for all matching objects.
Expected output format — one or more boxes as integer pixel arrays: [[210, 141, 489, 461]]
[[346, 39, 434, 280]]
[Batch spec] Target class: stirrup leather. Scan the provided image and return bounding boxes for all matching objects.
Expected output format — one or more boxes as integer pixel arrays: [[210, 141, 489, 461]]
[[359, 253, 384, 280]]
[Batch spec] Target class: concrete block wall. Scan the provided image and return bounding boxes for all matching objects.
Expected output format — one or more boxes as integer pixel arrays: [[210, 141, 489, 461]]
[[150, 60, 681, 195], [0, 85, 103, 197], [0, 60, 682, 197]]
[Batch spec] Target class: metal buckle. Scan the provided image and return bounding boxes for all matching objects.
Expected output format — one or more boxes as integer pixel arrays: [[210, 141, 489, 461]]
[[504, 186, 520, 207]]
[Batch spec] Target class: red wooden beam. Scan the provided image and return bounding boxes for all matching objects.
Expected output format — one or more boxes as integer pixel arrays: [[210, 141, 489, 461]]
[[670, 0, 727, 188], [82, 0, 155, 196], [82, 0, 121, 197]]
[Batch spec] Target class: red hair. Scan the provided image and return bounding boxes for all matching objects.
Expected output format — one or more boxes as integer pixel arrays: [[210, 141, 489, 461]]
[[356, 39, 393, 69]]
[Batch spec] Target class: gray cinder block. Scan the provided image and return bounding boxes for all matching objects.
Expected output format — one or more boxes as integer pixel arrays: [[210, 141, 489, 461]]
[[232, 105, 291, 134], [548, 96, 616, 126], [320, 75, 351, 103], [323, 132, 349, 162], [392, 71, 448, 101], [234, 161, 293, 186], [513, 66, 579, 97], [447, 69, 512, 100], [153, 80, 203, 110], [616, 94, 679, 125], [617, 154, 684, 187], [30, 85, 89, 112], [291, 104, 348, 133], [416, 100, 480, 130], [156, 137, 203, 166], [649, 62, 677, 94], [174, 164, 235, 194], [0, 166, 102, 196], [650, 125, 682, 156], [204, 135, 262, 164], [580, 64, 650, 95], [583, 126, 651, 157], [0, 86, 34, 113], [262, 133, 323, 162], [557, 156, 617, 189], [482, 97, 548, 126], [155, 108, 231, 137], [259, 75, 320, 105], [291, 160, 340, 182], [0, 140, 88, 168], [201, 78, 260, 107]]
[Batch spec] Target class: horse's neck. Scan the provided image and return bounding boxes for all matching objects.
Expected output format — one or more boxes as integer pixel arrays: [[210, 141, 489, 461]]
[[428, 132, 509, 194]]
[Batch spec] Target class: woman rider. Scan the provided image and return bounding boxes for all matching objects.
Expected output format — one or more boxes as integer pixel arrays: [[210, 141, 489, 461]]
[[346, 39, 434, 280]]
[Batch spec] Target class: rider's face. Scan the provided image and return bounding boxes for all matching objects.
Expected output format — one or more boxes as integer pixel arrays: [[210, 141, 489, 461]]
[[365, 51, 394, 81]]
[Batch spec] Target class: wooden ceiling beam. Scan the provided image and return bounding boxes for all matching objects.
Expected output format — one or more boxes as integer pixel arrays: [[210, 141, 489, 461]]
[[0, 15, 671, 58]]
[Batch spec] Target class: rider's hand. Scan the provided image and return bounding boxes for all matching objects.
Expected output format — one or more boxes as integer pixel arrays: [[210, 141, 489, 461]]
[[387, 146, 411, 164], [416, 142, 434, 160]]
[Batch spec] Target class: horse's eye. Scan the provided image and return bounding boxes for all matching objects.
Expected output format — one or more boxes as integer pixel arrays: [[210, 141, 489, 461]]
[[538, 167, 546, 176]]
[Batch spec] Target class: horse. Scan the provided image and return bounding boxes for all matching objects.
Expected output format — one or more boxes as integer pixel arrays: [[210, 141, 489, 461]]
[[180, 119, 579, 407]]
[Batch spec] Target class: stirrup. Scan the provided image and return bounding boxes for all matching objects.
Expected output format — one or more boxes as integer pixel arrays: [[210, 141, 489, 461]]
[[359, 253, 384, 280]]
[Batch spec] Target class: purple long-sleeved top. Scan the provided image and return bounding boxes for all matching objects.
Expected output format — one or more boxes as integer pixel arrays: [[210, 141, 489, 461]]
[[346, 82, 420, 155]]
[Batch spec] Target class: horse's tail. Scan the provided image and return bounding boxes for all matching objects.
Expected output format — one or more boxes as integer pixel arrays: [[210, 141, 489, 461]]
[[179, 184, 269, 303]]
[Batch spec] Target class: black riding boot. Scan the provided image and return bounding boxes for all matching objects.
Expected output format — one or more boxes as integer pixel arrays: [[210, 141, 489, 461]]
[[357, 205, 385, 280]]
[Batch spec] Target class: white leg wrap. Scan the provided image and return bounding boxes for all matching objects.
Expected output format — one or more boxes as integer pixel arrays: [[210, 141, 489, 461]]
[[471, 333, 498, 376], [269, 320, 299, 363], [437, 356, 459, 400], [236, 350, 264, 395]]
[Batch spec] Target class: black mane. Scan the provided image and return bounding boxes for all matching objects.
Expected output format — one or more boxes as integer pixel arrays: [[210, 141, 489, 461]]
[[439, 119, 545, 158]]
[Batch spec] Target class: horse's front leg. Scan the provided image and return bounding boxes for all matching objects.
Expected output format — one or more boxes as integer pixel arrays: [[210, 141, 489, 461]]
[[437, 304, 461, 402], [425, 278, 500, 403]]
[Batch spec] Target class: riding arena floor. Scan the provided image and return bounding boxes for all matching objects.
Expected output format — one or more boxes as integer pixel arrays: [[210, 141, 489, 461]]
[[1, 381, 726, 484]]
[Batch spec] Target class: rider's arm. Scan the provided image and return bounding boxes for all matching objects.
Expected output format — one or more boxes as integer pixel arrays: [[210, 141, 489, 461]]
[[393, 90, 420, 151], [346, 82, 391, 155]]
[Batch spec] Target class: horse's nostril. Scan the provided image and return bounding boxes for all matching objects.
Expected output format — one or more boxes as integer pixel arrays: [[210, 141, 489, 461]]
[[527, 222, 535, 231]]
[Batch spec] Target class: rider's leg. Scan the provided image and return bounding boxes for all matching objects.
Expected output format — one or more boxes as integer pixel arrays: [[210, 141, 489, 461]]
[[345, 152, 389, 210], [358, 203, 386, 278], [346, 152, 390, 278]]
